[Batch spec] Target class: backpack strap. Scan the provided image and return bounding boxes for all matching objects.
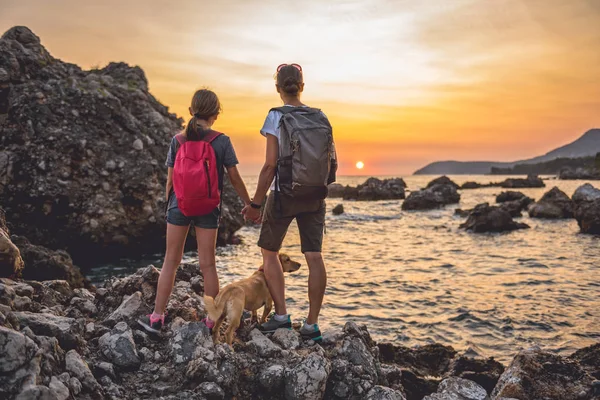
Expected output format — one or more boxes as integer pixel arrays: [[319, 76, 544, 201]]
[[175, 133, 187, 145], [269, 106, 321, 115], [202, 130, 222, 143]]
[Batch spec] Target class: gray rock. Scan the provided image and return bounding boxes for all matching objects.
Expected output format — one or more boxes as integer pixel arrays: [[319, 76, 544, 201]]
[[94, 361, 116, 379], [13, 282, 34, 298], [272, 328, 300, 350], [197, 381, 225, 400], [99, 321, 141, 370], [285, 352, 331, 400], [259, 364, 286, 390], [572, 183, 600, 203], [0, 326, 39, 373], [139, 346, 153, 361], [14, 295, 33, 311], [248, 329, 281, 358], [460, 203, 530, 233], [14, 311, 83, 350], [332, 204, 344, 215], [423, 377, 488, 400], [69, 297, 97, 316], [132, 138, 144, 151], [0, 282, 16, 307], [169, 319, 213, 365], [65, 350, 101, 393], [15, 386, 58, 400], [365, 385, 407, 400], [49, 376, 70, 400], [105, 291, 144, 325], [402, 183, 460, 211]]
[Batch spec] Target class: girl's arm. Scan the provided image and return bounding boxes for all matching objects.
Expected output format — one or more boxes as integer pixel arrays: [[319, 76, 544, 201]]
[[166, 167, 173, 202], [226, 166, 251, 206], [252, 134, 278, 205]]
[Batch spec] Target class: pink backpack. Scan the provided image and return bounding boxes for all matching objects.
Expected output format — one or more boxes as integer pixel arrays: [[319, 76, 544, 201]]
[[172, 131, 221, 216]]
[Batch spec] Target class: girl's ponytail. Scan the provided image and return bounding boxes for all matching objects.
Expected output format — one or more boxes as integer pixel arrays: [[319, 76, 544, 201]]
[[185, 89, 222, 141]]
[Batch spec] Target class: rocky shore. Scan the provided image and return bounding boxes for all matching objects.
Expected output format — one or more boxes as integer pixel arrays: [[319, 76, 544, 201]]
[[1, 264, 599, 400], [0, 26, 244, 265]]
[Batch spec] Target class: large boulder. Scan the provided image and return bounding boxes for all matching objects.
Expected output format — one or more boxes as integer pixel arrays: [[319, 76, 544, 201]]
[[14, 311, 84, 350], [528, 187, 574, 219], [572, 184, 600, 234], [0, 207, 24, 279], [570, 343, 600, 380], [491, 348, 595, 400], [338, 178, 406, 201], [0, 326, 41, 398], [98, 321, 141, 370], [572, 183, 600, 203], [0, 26, 244, 264], [460, 203, 529, 233], [423, 377, 488, 400], [559, 167, 600, 180], [495, 191, 533, 205], [284, 351, 331, 400], [499, 175, 545, 188], [426, 176, 459, 190], [402, 184, 460, 211]]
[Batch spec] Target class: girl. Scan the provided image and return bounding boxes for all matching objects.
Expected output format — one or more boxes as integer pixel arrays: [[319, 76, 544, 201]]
[[138, 89, 252, 333]]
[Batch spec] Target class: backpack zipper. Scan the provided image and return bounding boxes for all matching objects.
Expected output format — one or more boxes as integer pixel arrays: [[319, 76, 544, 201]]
[[204, 160, 212, 198]]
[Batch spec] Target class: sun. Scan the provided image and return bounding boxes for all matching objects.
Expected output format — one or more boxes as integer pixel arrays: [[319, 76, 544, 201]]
[[356, 161, 365, 170]]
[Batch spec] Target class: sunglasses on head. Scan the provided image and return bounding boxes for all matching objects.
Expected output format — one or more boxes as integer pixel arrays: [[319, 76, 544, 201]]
[[276, 63, 302, 72]]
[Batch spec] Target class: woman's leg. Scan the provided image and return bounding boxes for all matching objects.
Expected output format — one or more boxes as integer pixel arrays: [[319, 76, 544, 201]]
[[153, 223, 190, 315], [194, 227, 219, 298]]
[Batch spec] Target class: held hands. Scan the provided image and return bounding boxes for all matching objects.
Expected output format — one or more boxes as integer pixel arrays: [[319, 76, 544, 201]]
[[242, 204, 262, 224]]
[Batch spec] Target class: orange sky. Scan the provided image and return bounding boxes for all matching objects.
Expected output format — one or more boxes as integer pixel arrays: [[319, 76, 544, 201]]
[[2, 0, 599, 175]]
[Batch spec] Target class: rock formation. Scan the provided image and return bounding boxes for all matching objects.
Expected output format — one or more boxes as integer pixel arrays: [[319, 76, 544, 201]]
[[459, 203, 530, 233], [528, 187, 574, 219], [572, 183, 600, 234], [402, 177, 460, 211], [328, 178, 406, 201]]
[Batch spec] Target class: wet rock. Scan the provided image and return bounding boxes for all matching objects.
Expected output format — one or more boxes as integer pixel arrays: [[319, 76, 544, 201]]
[[332, 204, 345, 215], [49, 376, 70, 400], [10, 235, 89, 288], [354, 177, 406, 201], [460, 203, 529, 233], [570, 343, 600, 380], [423, 377, 488, 400], [461, 181, 493, 190], [528, 187, 574, 219], [0, 207, 24, 279], [447, 356, 505, 395], [402, 184, 461, 211], [572, 183, 600, 203], [272, 327, 300, 350], [285, 351, 331, 400], [365, 385, 407, 400], [499, 175, 545, 188], [498, 200, 528, 218], [248, 328, 281, 357], [0, 26, 244, 264], [427, 176, 459, 190], [495, 191, 533, 205], [491, 347, 594, 400], [104, 291, 144, 326], [572, 184, 600, 234], [98, 321, 141, 370], [14, 311, 83, 350], [65, 350, 102, 395]]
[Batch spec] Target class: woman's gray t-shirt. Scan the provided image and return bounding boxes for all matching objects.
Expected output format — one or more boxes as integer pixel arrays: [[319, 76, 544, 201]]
[[165, 132, 239, 210]]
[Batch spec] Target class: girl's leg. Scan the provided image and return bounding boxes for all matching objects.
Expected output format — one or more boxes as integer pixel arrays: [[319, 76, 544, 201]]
[[194, 227, 219, 298], [153, 223, 190, 315]]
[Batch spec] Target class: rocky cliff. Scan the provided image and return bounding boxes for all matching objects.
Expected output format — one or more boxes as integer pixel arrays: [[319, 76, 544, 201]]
[[0, 26, 244, 265]]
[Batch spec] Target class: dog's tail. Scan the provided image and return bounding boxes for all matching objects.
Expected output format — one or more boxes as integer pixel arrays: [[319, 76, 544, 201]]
[[203, 295, 225, 322]]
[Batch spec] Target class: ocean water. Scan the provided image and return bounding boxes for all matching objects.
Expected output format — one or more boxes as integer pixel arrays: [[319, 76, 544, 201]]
[[89, 175, 600, 363]]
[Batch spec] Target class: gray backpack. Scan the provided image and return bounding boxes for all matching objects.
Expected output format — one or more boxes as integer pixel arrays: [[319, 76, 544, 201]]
[[272, 106, 336, 200]]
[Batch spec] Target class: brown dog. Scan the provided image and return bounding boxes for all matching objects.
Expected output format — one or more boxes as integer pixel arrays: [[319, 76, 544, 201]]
[[203, 253, 301, 345]]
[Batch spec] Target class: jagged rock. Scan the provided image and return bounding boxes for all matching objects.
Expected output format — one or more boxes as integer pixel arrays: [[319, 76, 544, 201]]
[[423, 377, 488, 400], [570, 343, 600, 380], [259, 364, 286, 391], [427, 176, 459, 190], [65, 350, 102, 395], [0, 281, 16, 307], [104, 291, 144, 326], [354, 177, 406, 201], [10, 235, 89, 288], [69, 297, 97, 316], [491, 347, 595, 400], [169, 319, 213, 365], [379, 342, 457, 376], [0, 207, 24, 279], [498, 200, 528, 218], [14, 311, 84, 350], [197, 381, 225, 400], [105, 265, 159, 304], [460, 203, 529, 233], [495, 191, 533, 205], [332, 204, 345, 215], [98, 321, 141, 370], [0, 325, 39, 374], [365, 385, 407, 400], [528, 187, 574, 219], [402, 184, 461, 211], [285, 351, 331, 400], [0, 26, 244, 264], [49, 376, 70, 400], [499, 175, 545, 188], [175, 262, 202, 282], [272, 327, 300, 350], [247, 328, 281, 357], [447, 356, 504, 394]]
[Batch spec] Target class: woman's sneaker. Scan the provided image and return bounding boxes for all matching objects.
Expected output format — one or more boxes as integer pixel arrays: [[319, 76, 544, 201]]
[[258, 313, 292, 333], [299, 322, 322, 343], [137, 313, 165, 334]]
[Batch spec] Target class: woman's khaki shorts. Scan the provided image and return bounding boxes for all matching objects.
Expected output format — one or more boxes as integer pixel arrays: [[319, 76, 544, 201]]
[[257, 192, 326, 254]]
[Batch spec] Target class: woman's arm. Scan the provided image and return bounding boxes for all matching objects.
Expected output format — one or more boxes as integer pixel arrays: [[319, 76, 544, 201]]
[[166, 167, 173, 202], [227, 166, 251, 206], [252, 134, 278, 205]]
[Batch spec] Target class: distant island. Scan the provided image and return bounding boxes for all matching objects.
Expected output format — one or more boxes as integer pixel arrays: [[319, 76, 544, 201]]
[[414, 128, 600, 175]]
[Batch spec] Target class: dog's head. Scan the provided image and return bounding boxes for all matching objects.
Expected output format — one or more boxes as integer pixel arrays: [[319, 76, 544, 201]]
[[279, 253, 301, 273]]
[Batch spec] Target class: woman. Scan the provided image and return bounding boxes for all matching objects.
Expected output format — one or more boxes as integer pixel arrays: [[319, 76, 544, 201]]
[[138, 89, 252, 333]]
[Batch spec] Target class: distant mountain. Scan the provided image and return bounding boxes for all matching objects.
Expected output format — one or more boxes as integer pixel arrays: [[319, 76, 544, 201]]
[[414, 129, 600, 175]]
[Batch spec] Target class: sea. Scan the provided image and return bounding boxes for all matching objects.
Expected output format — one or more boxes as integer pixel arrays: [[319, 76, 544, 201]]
[[88, 175, 600, 364]]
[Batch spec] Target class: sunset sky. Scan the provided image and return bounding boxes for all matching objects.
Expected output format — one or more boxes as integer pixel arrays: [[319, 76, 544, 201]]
[[2, 0, 599, 175]]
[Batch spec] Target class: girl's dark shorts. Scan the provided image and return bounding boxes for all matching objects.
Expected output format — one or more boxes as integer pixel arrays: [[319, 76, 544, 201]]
[[166, 205, 220, 229], [258, 192, 326, 254]]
